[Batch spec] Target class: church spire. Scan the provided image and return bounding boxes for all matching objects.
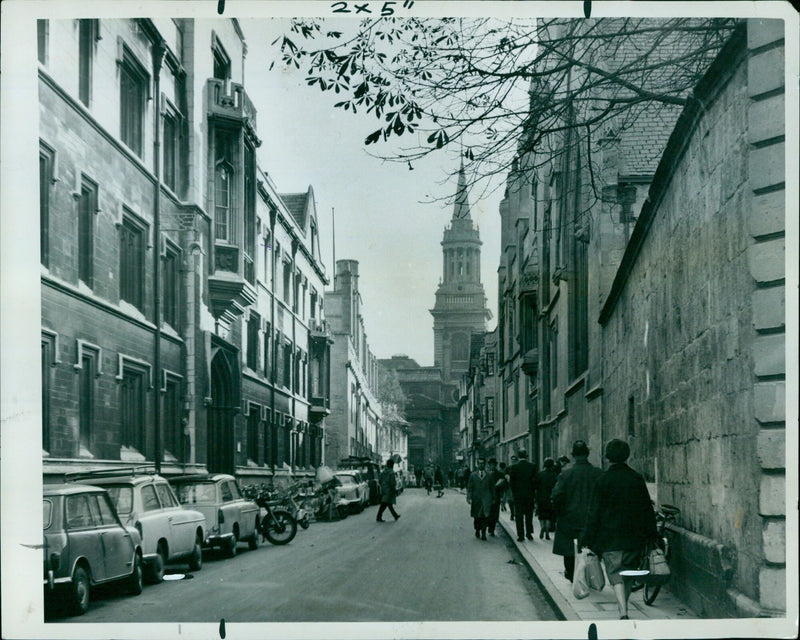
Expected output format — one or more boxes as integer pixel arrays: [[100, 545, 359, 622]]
[[452, 161, 472, 221]]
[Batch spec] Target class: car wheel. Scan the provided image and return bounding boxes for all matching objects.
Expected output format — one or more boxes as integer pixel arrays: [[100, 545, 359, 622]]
[[225, 531, 238, 558], [187, 539, 203, 571], [146, 545, 166, 584], [127, 553, 144, 595], [337, 504, 349, 519], [248, 522, 260, 551], [69, 566, 91, 616]]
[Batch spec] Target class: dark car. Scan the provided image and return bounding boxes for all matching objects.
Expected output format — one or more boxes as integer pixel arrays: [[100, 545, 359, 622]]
[[43, 483, 144, 616], [338, 457, 381, 505]]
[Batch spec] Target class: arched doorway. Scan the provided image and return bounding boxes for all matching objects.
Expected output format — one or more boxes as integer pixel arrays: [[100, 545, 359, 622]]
[[208, 350, 235, 474]]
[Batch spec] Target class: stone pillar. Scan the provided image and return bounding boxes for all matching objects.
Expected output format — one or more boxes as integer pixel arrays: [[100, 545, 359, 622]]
[[746, 18, 786, 614]]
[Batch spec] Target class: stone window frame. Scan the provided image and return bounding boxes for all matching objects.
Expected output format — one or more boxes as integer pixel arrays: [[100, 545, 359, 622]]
[[245, 400, 261, 465], [118, 206, 149, 313], [116, 354, 153, 455], [75, 173, 99, 289], [161, 369, 184, 461], [39, 140, 58, 268], [78, 19, 100, 108], [37, 19, 49, 66], [116, 40, 150, 158]]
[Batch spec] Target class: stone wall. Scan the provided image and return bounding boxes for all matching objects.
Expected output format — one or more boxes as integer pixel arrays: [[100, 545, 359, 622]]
[[599, 21, 786, 616]]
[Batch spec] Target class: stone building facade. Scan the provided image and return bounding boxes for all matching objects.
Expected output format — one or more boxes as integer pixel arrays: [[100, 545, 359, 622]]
[[324, 260, 384, 466], [39, 18, 330, 485], [598, 21, 787, 616], [492, 18, 788, 617], [383, 167, 490, 473]]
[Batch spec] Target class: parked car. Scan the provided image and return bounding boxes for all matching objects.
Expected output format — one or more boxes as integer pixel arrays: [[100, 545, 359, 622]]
[[338, 456, 381, 505], [43, 483, 144, 616], [333, 471, 369, 513], [169, 474, 259, 557], [69, 469, 205, 583]]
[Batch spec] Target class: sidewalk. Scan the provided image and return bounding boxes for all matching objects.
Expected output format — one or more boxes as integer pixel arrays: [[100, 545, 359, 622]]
[[497, 512, 697, 621]]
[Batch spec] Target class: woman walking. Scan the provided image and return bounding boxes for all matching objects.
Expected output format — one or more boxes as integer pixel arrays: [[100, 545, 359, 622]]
[[582, 439, 658, 620]]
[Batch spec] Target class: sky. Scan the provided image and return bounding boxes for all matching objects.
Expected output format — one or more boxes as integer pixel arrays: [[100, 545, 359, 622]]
[[243, 19, 505, 366]]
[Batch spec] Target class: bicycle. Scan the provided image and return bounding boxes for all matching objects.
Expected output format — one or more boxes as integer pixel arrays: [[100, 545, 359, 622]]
[[629, 503, 680, 605]]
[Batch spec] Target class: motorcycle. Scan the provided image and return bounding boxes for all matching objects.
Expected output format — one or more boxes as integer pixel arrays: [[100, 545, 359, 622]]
[[242, 485, 298, 545], [274, 481, 313, 530]]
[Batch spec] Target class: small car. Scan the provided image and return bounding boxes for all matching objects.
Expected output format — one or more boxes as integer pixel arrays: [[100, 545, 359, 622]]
[[70, 470, 205, 583], [333, 471, 369, 513], [169, 474, 260, 557], [338, 456, 382, 505], [43, 483, 144, 616]]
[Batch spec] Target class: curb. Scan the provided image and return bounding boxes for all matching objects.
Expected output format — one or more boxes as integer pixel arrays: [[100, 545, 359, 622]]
[[499, 517, 579, 621]]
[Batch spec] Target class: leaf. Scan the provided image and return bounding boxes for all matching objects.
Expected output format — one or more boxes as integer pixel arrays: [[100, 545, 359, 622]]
[[365, 129, 382, 145]]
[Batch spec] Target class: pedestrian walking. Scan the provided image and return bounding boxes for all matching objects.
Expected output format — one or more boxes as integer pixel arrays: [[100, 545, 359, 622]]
[[581, 439, 659, 620], [423, 464, 434, 495], [507, 455, 518, 520], [376, 458, 401, 522], [498, 462, 509, 511], [534, 458, 559, 540], [466, 457, 493, 540], [556, 455, 571, 473], [485, 458, 504, 536], [550, 440, 602, 582], [434, 465, 445, 497], [507, 449, 537, 541]]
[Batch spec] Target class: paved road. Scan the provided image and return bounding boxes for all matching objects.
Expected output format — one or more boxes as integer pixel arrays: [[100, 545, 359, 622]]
[[64, 488, 557, 622]]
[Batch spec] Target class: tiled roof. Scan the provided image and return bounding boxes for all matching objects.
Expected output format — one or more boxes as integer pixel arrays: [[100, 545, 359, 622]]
[[279, 191, 310, 229], [618, 103, 684, 177]]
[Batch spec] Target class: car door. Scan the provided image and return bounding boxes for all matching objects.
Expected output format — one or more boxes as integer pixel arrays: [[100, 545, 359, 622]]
[[92, 492, 134, 580], [154, 482, 194, 557], [65, 493, 106, 582], [137, 482, 169, 558], [230, 480, 258, 538], [219, 480, 237, 536]]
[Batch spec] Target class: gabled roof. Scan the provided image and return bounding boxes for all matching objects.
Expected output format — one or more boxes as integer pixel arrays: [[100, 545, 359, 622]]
[[279, 189, 313, 231]]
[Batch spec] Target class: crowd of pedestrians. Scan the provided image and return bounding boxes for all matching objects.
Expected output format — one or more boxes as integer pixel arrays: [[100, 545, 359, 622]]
[[462, 438, 659, 620]]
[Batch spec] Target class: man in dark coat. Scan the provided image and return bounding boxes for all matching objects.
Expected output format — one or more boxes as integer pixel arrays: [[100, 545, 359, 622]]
[[534, 458, 559, 540], [507, 449, 537, 542], [466, 457, 493, 540], [376, 458, 401, 522], [550, 440, 602, 581], [581, 439, 658, 620]]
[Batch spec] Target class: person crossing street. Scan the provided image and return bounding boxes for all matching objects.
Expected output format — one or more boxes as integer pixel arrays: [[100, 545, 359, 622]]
[[376, 458, 401, 522]]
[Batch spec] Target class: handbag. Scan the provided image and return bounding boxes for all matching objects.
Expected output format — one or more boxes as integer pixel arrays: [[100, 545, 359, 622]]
[[585, 550, 605, 591], [572, 540, 591, 599], [644, 543, 671, 584]]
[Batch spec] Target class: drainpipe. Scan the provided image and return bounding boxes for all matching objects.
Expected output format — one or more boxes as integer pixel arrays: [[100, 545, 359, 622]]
[[152, 37, 167, 475], [291, 238, 298, 473], [269, 205, 277, 472]]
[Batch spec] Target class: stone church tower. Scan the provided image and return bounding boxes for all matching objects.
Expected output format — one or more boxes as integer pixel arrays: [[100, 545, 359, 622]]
[[430, 163, 491, 384]]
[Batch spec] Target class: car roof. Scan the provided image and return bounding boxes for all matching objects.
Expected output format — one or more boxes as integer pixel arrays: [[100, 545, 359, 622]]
[[169, 473, 233, 483], [77, 474, 165, 487], [44, 483, 106, 496]]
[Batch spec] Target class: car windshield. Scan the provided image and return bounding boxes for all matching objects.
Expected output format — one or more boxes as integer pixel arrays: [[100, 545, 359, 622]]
[[335, 474, 355, 485], [104, 486, 134, 514], [43, 499, 53, 530], [175, 482, 217, 505]]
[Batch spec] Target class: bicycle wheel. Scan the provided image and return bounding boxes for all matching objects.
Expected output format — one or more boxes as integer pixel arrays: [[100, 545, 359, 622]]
[[630, 580, 645, 592], [643, 582, 662, 605]]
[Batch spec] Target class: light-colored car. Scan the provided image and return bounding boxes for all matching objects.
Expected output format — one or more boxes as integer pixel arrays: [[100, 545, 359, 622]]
[[43, 483, 144, 616], [170, 474, 260, 557], [71, 471, 206, 583], [334, 471, 369, 513]]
